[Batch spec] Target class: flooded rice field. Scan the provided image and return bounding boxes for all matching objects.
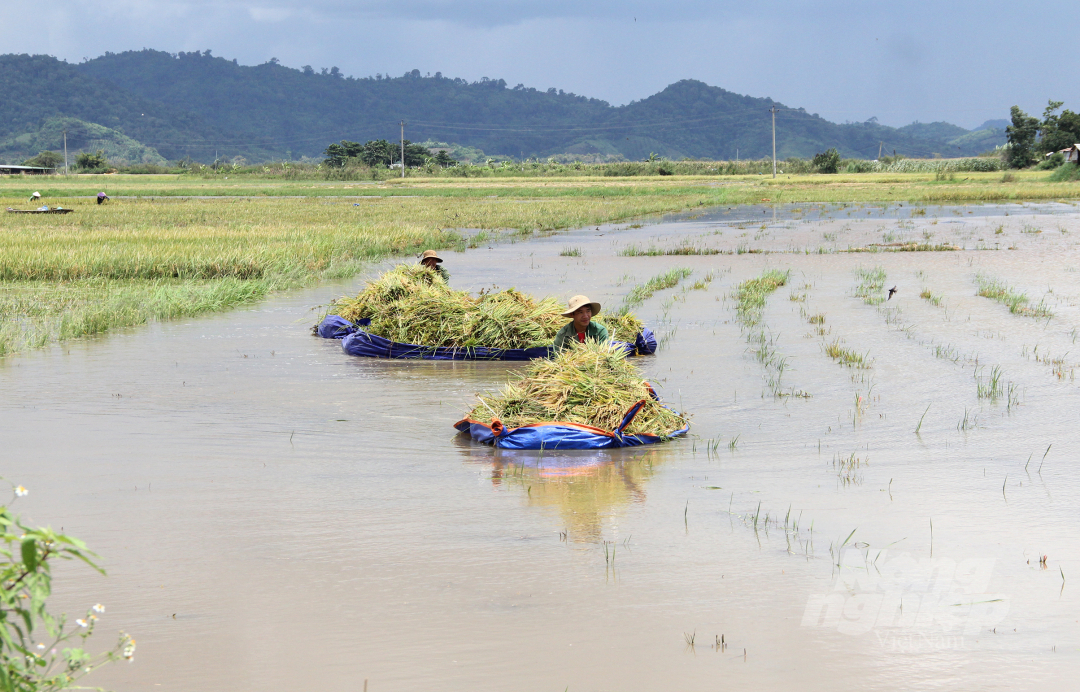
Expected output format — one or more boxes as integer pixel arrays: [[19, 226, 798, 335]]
[[4, 201, 1079, 690]]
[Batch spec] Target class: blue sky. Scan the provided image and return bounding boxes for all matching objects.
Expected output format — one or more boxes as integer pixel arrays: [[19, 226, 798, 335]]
[[7, 0, 1079, 129]]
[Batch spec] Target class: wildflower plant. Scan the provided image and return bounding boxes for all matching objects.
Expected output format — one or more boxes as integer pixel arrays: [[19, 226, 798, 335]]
[[0, 481, 133, 691]]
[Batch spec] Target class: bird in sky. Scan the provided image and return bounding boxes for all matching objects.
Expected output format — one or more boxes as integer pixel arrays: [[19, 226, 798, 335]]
[[888, 286, 898, 300]]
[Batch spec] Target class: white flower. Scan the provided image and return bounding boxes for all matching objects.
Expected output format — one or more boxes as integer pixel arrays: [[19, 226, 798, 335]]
[[76, 619, 88, 628], [92, 604, 105, 613], [36, 643, 45, 650], [15, 486, 27, 497]]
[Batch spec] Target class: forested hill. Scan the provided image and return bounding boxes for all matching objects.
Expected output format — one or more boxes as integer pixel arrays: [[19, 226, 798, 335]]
[[79, 50, 1000, 161], [3, 49, 1005, 163], [0, 54, 253, 161]]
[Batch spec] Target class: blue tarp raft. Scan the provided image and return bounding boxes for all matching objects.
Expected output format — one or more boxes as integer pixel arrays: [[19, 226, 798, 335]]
[[315, 315, 657, 361], [453, 385, 688, 450]]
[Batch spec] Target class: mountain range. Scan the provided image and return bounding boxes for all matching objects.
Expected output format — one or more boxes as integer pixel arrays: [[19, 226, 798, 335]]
[[0, 50, 1007, 165]]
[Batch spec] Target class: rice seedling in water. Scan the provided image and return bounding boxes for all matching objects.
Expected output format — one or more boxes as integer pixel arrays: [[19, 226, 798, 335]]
[[915, 404, 931, 434], [957, 407, 978, 431], [732, 270, 798, 396], [833, 452, 866, 486], [559, 246, 582, 257], [823, 339, 872, 368], [975, 365, 1004, 400], [623, 267, 694, 307], [807, 313, 825, 324], [975, 274, 1053, 318], [854, 266, 887, 305], [621, 243, 722, 256], [920, 289, 943, 306], [931, 342, 961, 362], [330, 264, 644, 348], [732, 270, 789, 326], [467, 340, 689, 436], [686, 271, 717, 292]]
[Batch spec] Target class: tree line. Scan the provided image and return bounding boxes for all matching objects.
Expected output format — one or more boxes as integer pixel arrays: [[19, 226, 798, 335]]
[[1006, 101, 1080, 168], [323, 139, 456, 168]]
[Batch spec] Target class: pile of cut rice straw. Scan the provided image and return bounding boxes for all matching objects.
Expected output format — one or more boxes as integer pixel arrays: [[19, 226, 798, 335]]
[[330, 264, 644, 349], [468, 340, 688, 436]]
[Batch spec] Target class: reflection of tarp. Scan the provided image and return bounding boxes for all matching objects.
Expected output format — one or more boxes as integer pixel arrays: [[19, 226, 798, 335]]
[[456, 442, 661, 541], [315, 315, 656, 361], [454, 390, 688, 450]]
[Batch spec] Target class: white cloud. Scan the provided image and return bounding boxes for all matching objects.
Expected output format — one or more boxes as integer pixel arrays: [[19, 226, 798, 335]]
[[248, 6, 293, 22]]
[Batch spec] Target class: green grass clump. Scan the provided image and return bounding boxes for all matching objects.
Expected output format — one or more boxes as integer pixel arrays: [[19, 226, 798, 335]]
[[620, 244, 721, 256], [920, 289, 943, 306], [732, 270, 790, 325], [846, 242, 959, 253], [623, 267, 694, 307], [823, 339, 872, 368], [1047, 163, 1080, 182], [854, 266, 887, 304], [560, 247, 582, 257], [468, 340, 689, 436], [975, 275, 1053, 318]]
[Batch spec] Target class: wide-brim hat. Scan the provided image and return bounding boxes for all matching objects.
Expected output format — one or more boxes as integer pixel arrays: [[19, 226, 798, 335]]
[[562, 295, 601, 317], [420, 249, 443, 263]]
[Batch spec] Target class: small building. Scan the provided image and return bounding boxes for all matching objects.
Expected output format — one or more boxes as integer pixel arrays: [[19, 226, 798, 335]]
[[1061, 144, 1080, 164], [0, 164, 56, 175]]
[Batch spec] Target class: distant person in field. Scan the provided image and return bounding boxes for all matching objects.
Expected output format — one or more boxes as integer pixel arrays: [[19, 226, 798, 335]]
[[419, 250, 449, 282], [553, 295, 609, 353], [97, 192, 110, 205], [29, 191, 40, 204]]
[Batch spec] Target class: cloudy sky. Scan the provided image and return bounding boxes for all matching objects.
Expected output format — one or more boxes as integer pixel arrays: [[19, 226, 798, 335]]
[[8, 1, 1080, 129]]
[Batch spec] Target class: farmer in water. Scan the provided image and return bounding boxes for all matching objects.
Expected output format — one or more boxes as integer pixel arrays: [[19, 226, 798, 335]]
[[553, 295, 608, 352], [419, 249, 449, 282], [97, 192, 110, 205]]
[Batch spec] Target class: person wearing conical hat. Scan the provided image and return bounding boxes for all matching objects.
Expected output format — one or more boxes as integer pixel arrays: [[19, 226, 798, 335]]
[[29, 191, 41, 204], [97, 192, 110, 205], [553, 295, 608, 353], [419, 249, 449, 282]]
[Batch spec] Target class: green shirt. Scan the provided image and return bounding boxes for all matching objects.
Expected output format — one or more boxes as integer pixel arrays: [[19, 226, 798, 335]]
[[553, 320, 609, 353]]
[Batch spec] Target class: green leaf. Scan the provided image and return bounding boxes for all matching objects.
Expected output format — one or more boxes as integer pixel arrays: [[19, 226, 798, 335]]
[[0, 663, 14, 692], [21, 537, 37, 572]]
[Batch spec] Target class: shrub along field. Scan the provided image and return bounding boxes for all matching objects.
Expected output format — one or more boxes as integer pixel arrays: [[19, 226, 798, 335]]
[[1, 169, 1078, 354]]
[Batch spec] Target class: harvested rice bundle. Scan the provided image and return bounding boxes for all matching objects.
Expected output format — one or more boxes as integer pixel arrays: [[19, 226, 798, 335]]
[[465, 290, 565, 348], [593, 310, 645, 344], [469, 340, 688, 436], [329, 264, 647, 349]]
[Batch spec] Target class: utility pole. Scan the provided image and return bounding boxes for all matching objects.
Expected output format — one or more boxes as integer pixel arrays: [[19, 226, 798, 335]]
[[770, 107, 778, 178], [400, 120, 406, 179], [63, 129, 69, 175], [878, 141, 883, 160]]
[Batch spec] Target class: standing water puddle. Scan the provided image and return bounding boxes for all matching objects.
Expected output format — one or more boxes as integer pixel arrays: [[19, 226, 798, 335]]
[[3, 202, 1078, 690]]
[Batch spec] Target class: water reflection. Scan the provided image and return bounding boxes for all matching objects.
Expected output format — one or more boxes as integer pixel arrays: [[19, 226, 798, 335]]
[[454, 437, 661, 541]]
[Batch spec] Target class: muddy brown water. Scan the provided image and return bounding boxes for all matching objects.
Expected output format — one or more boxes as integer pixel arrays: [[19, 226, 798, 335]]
[[3, 202, 1079, 690]]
